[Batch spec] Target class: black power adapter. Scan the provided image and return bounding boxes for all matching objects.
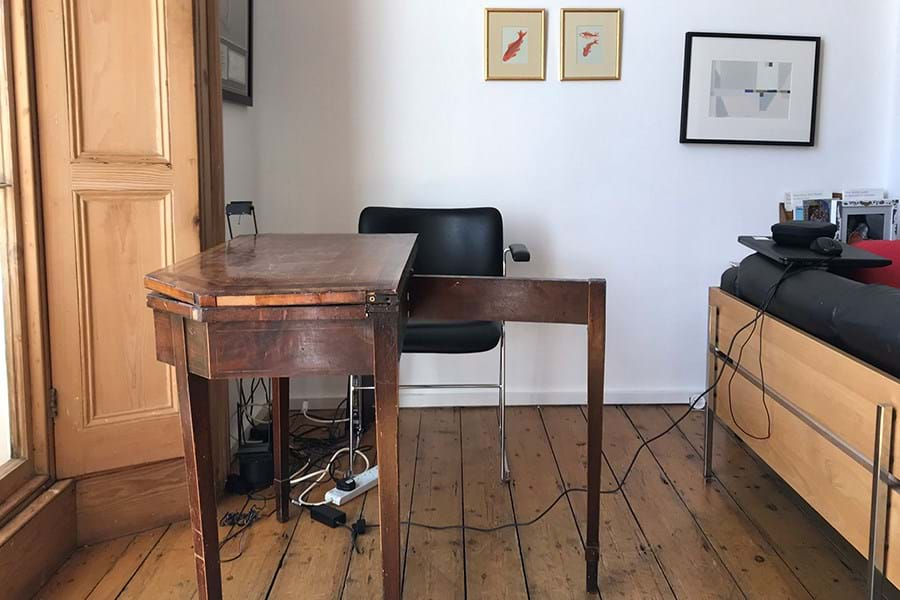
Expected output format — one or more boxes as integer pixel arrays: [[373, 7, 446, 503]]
[[309, 504, 347, 528]]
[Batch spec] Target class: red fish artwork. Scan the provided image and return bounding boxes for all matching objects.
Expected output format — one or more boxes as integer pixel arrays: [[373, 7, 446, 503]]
[[579, 31, 600, 39], [583, 39, 600, 57], [502, 30, 527, 62]]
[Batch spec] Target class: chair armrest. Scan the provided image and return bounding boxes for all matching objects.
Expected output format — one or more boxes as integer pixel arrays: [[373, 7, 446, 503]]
[[506, 243, 531, 263]]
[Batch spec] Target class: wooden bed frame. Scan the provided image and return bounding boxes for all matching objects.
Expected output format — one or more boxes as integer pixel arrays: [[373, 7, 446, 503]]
[[706, 288, 900, 598]]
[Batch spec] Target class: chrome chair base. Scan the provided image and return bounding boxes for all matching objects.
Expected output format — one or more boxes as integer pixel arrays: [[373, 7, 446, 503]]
[[346, 250, 520, 484], [347, 325, 511, 483]]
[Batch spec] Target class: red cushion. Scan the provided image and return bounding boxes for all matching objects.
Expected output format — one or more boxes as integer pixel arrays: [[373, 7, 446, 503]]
[[848, 240, 900, 287]]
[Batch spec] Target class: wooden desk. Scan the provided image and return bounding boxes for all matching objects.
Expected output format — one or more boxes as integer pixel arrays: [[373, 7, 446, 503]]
[[145, 233, 606, 599]]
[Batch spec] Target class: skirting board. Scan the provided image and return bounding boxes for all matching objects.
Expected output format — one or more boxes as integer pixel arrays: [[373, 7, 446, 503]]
[[0, 481, 75, 599], [75, 458, 188, 545], [298, 389, 699, 410]]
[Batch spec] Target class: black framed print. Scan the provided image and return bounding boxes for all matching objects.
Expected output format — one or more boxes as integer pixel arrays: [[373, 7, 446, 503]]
[[679, 33, 820, 146], [220, 0, 253, 106]]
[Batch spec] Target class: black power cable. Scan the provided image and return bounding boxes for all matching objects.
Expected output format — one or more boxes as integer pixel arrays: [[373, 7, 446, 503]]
[[233, 258, 831, 558], [344, 487, 589, 548], [350, 260, 821, 537], [724, 264, 795, 440], [218, 499, 272, 563], [596, 262, 802, 494], [724, 260, 832, 441]]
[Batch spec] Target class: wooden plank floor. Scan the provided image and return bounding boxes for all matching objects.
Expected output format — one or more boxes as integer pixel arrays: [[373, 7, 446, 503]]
[[37, 406, 877, 599]]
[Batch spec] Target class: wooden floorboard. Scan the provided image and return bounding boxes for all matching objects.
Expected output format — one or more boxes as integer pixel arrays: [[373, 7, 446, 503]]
[[266, 438, 371, 599], [341, 409, 421, 598], [666, 406, 867, 599], [34, 534, 135, 600], [118, 494, 268, 599], [86, 527, 169, 599], [266, 479, 363, 599], [34, 526, 167, 600], [601, 407, 744, 599], [541, 406, 675, 599], [459, 408, 527, 599], [624, 405, 814, 599], [37, 406, 881, 599], [401, 408, 466, 600], [506, 406, 585, 599]]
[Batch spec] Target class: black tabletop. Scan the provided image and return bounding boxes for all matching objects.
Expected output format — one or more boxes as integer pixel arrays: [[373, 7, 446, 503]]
[[738, 236, 892, 268]]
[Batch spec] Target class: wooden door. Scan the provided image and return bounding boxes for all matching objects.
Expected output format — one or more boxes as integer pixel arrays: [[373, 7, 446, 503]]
[[32, 0, 200, 478]]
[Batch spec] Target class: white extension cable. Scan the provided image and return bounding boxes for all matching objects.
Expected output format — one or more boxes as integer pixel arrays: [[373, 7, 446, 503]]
[[290, 447, 370, 507], [301, 401, 350, 425]]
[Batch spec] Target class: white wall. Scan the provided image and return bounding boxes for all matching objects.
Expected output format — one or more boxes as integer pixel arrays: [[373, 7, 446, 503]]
[[223, 102, 258, 445], [223, 102, 258, 216], [884, 3, 900, 192], [223, 1, 897, 407]]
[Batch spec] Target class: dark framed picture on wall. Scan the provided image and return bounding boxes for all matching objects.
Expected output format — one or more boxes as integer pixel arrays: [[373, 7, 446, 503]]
[[680, 32, 821, 145], [220, 0, 253, 105]]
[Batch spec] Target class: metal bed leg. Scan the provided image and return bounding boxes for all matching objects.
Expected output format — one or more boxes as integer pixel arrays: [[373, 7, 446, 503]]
[[499, 322, 510, 482], [704, 305, 719, 481], [867, 403, 894, 600]]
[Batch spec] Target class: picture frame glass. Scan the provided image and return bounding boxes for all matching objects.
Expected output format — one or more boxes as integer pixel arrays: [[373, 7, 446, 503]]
[[485, 10, 546, 80], [681, 34, 819, 145], [561, 10, 621, 80], [837, 201, 899, 243], [220, 0, 251, 104]]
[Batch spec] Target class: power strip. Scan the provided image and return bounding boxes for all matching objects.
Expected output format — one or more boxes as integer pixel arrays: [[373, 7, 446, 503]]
[[325, 466, 379, 506]]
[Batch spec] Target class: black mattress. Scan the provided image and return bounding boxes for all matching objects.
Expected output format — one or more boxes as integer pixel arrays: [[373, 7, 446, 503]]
[[721, 253, 900, 379]]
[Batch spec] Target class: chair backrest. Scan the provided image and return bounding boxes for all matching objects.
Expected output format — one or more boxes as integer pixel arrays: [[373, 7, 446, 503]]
[[358, 207, 504, 277]]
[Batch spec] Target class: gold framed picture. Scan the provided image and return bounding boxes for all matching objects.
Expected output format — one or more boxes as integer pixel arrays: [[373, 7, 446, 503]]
[[560, 8, 622, 81], [484, 8, 546, 81]]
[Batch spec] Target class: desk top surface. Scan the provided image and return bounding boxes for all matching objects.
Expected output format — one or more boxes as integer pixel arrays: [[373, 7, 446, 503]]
[[145, 233, 418, 307]]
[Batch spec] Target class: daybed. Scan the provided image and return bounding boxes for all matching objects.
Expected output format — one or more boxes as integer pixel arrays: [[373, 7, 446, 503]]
[[708, 248, 900, 596]]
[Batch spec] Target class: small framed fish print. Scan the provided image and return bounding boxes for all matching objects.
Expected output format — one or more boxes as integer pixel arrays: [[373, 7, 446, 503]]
[[484, 8, 546, 81], [560, 9, 622, 81]]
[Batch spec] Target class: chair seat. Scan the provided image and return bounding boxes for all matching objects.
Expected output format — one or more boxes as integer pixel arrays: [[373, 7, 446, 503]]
[[403, 320, 502, 354]]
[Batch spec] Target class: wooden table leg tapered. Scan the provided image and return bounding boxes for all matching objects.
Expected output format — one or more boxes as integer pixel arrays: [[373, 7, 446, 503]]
[[273, 377, 291, 522], [585, 280, 606, 595], [373, 310, 402, 600], [170, 315, 223, 600]]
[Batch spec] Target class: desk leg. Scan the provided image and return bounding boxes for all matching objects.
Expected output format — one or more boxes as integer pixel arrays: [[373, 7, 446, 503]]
[[273, 377, 291, 522], [373, 311, 401, 600], [170, 316, 222, 600], [585, 280, 606, 595]]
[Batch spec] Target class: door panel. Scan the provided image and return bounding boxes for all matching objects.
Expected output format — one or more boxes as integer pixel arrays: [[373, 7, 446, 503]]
[[74, 192, 177, 425], [33, 0, 200, 477], [65, 0, 170, 161]]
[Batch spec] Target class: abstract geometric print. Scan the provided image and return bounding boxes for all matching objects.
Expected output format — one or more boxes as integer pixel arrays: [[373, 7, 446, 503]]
[[709, 60, 792, 119]]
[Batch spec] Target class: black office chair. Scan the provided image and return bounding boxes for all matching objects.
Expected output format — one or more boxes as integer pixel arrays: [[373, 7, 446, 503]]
[[353, 207, 530, 481]]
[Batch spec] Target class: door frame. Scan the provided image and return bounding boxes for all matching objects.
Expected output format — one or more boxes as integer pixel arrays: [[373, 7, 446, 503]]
[[0, 0, 54, 523], [0, 3, 229, 594], [194, 0, 226, 250], [192, 0, 230, 487], [0, 0, 229, 524]]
